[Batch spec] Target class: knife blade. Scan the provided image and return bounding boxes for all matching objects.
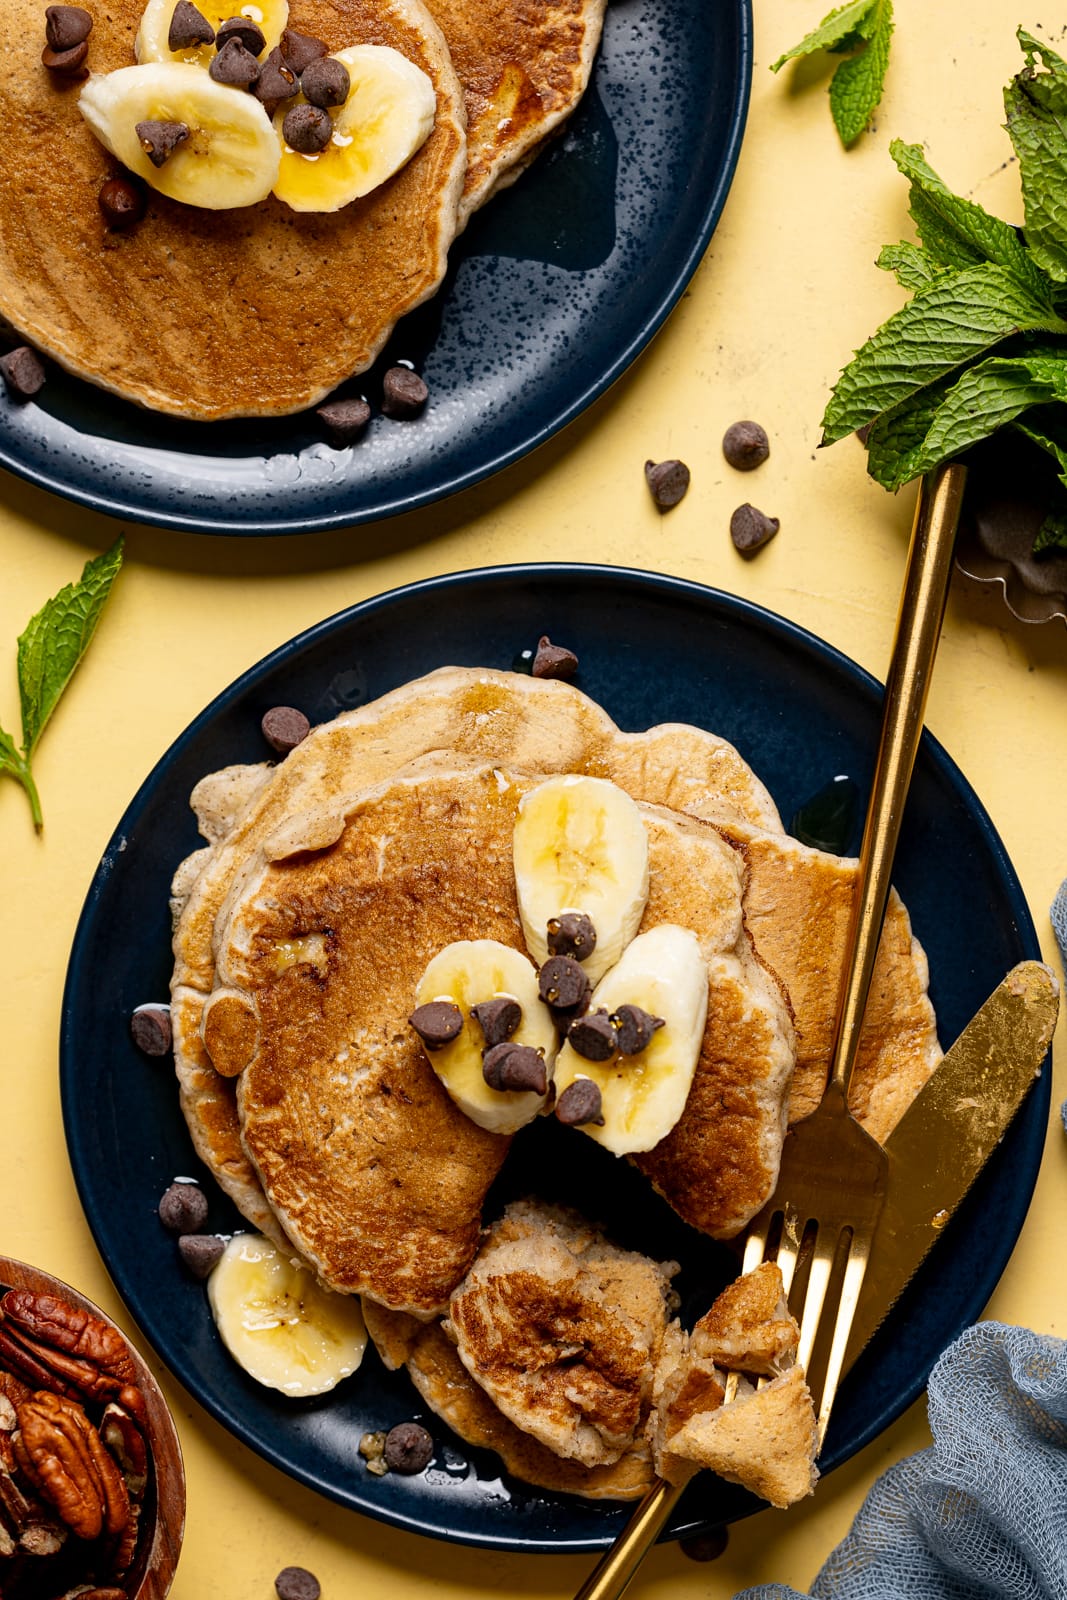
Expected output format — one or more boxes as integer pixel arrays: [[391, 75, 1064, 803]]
[[843, 959, 1059, 1370]]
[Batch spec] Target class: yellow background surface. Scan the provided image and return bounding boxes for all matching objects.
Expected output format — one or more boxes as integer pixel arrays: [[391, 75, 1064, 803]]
[[1, 2, 1066, 1596]]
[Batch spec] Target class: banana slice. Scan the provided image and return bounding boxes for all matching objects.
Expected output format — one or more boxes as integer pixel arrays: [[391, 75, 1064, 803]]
[[272, 44, 436, 213], [413, 940, 557, 1134], [512, 776, 650, 986], [79, 64, 281, 209], [207, 1233, 367, 1396], [136, 0, 289, 67], [553, 925, 709, 1156]]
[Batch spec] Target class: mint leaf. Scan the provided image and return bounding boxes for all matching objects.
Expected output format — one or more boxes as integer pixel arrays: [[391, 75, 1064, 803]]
[[1006, 33, 1067, 283], [770, 0, 878, 72], [829, 0, 893, 146], [1013, 405, 1067, 487], [877, 242, 946, 291], [17, 538, 124, 757], [0, 724, 41, 830]]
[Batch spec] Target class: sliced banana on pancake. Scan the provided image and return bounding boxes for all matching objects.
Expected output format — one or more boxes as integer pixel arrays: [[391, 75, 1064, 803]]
[[136, 0, 289, 66], [553, 925, 709, 1156], [272, 44, 436, 212], [413, 940, 557, 1134], [207, 1233, 367, 1396], [512, 775, 650, 986], [79, 64, 280, 208]]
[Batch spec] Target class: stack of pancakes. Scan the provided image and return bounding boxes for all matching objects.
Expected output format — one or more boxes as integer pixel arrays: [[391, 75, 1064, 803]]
[[168, 665, 941, 1502], [0, 0, 605, 417]]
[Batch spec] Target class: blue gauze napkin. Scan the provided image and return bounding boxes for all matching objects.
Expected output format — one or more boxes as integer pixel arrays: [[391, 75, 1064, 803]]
[[735, 1322, 1067, 1600]]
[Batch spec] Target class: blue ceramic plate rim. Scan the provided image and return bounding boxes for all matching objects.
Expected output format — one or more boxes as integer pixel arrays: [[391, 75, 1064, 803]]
[[0, 4, 752, 536], [60, 564, 1049, 1551]]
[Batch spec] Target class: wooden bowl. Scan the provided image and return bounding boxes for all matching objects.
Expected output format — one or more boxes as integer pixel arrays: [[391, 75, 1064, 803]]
[[0, 1255, 185, 1600]]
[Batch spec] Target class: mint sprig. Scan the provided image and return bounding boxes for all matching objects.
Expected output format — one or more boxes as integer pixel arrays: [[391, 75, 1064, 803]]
[[772, 0, 894, 148], [0, 538, 124, 830]]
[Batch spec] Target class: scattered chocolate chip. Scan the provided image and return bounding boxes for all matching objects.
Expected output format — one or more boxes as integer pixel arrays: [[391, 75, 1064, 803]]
[[41, 38, 89, 74], [316, 397, 371, 447], [177, 1233, 225, 1278], [129, 1003, 172, 1056], [254, 45, 298, 110], [722, 420, 770, 471], [381, 366, 428, 420], [157, 1182, 209, 1235], [567, 1008, 618, 1062], [45, 4, 93, 50], [538, 955, 591, 1018], [531, 636, 578, 680], [482, 1042, 547, 1095], [136, 118, 189, 167], [0, 346, 46, 401], [471, 995, 521, 1048], [216, 14, 265, 55], [301, 55, 350, 107], [279, 26, 329, 75], [645, 458, 690, 510], [384, 1421, 434, 1474], [409, 1000, 464, 1050], [283, 102, 332, 154], [730, 502, 780, 555], [209, 34, 261, 86], [168, 0, 214, 50], [556, 1077, 604, 1127], [275, 1567, 321, 1600], [546, 911, 597, 962], [612, 1003, 664, 1056], [511, 648, 535, 674], [99, 174, 146, 229], [261, 705, 311, 753], [680, 1527, 729, 1562]]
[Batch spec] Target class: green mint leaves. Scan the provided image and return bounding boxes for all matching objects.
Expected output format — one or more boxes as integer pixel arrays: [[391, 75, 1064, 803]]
[[772, 0, 894, 148], [0, 538, 124, 830], [822, 33, 1067, 554]]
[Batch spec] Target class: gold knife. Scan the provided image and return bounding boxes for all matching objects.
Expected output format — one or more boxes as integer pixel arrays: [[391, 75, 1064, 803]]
[[843, 958, 1059, 1370]]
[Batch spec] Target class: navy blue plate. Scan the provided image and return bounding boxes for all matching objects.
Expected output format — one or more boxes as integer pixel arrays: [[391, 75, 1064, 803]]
[[0, 3, 751, 536], [61, 566, 1048, 1551]]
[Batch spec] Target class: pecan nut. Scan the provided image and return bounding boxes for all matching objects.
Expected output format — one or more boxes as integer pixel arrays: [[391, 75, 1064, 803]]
[[99, 1402, 148, 1501], [0, 1324, 84, 1401], [1, 1291, 138, 1385], [15, 1391, 130, 1542]]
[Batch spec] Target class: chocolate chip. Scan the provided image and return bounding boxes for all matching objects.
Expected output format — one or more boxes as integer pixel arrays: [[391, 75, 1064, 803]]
[[0, 347, 46, 401], [730, 503, 780, 555], [612, 1004, 664, 1056], [316, 397, 371, 447], [538, 955, 591, 1017], [45, 5, 93, 50], [482, 1042, 547, 1095], [722, 420, 770, 471], [556, 1078, 604, 1127], [381, 367, 428, 420], [680, 1528, 729, 1562], [274, 1567, 321, 1600], [261, 705, 310, 753], [279, 27, 329, 75], [531, 636, 578, 680], [546, 911, 596, 962], [216, 14, 265, 54], [177, 1233, 225, 1279], [41, 38, 89, 74], [282, 102, 332, 154], [130, 1003, 172, 1057], [99, 174, 146, 230], [209, 35, 261, 86], [567, 1008, 617, 1062], [254, 46, 298, 111], [158, 1182, 209, 1235], [383, 1422, 434, 1474], [168, 0, 214, 50], [136, 119, 189, 167], [409, 1000, 463, 1050], [301, 55, 350, 107], [471, 996, 521, 1048], [645, 458, 691, 510]]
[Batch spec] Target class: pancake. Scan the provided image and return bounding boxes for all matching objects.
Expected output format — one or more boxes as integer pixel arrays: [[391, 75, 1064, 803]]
[[0, 0, 467, 418]]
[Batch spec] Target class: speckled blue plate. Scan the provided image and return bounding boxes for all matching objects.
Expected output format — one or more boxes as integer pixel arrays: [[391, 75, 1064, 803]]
[[60, 567, 1048, 1551], [0, 3, 751, 536]]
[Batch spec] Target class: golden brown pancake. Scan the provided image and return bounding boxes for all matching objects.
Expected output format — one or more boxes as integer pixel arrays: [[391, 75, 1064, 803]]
[[0, 0, 467, 417]]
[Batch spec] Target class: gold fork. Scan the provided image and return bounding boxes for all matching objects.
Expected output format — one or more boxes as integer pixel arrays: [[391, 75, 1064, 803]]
[[572, 460, 968, 1600]]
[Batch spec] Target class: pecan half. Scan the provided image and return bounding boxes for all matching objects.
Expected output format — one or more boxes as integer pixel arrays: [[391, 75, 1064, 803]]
[[15, 1391, 130, 1542], [0, 1324, 83, 1401], [1, 1292, 138, 1386], [0, 1455, 67, 1556], [0, 1324, 124, 1408], [99, 1403, 147, 1501], [0, 1367, 31, 1410]]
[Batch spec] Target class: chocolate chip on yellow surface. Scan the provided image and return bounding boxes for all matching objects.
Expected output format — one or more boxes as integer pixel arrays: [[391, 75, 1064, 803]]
[[316, 397, 371, 447], [130, 1003, 172, 1056], [261, 705, 310, 753], [136, 118, 189, 167], [210, 35, 261, 86], [283, 102, 332, 154], [538, 955, 591, 1017], [302, 55, 350, 108], [531, 635, 578, 680], [41, 38, 89, 74], [45, 4, 93, 50], [471, 995, 521, 1048], [482, 1042, 546, 1094], [567, 1008, 617, 1062], [730, 503, 780, 555], [644, 457, 690, 510], [680, 1528, 729, 1562], [279, 26, 328, 75], [722, 420, 769, 471], [177, 1233, 225, 1278], [556, 1077, 604, 1127], [254, 46, 298, 111], [99, 174, 146, 230], [547, 911, 596, 962], [158, 1181, 209, 1234], [0, 346, 46, 401], [384, 1422, 434, 1474], [168, 0, 214, 50], [216, 14, 265, 55], [381, 366, 428, 419], [612, 1003, 664, 1056], [409, 1000, 464, 1050], [274, 1567, 321, 1600]]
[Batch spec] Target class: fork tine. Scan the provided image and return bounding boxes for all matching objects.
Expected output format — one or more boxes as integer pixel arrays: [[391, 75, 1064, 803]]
[[794, 1224, 838, 1378], [815, 1230, 874, 1450]]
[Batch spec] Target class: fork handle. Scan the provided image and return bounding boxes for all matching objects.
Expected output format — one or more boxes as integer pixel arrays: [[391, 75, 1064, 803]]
[[829, 462, 967, 1097], [571, 1478, 685, 1600]]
